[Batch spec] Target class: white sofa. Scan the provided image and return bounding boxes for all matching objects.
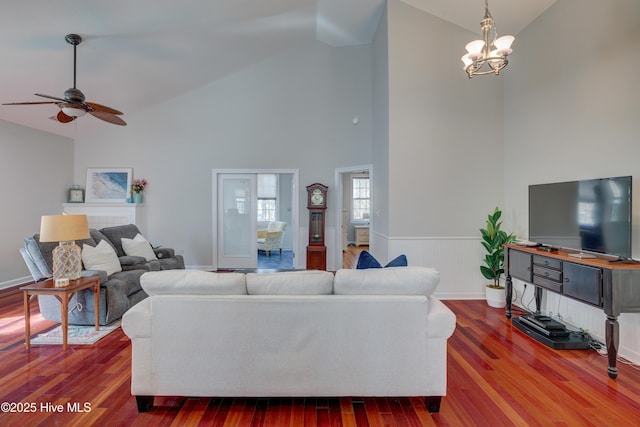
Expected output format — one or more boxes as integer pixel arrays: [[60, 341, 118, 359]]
[[121, 267, 457, 413]]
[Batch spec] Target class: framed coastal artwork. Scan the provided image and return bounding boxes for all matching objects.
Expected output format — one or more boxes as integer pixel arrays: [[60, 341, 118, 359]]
[[85, 167, 132, 203]]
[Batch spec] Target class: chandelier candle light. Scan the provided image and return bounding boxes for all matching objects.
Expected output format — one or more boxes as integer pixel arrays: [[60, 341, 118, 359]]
[[39, 214, 90, 281], [461, 0, 515, 78]]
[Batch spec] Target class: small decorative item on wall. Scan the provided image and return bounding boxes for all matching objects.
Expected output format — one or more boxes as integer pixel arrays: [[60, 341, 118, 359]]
[[131, 178, 148, 203], [68, 185, 85, 203], [85, 167, 132, 203]]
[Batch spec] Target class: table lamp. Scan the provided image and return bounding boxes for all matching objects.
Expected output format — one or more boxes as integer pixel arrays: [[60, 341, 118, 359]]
[[39, 214, 90, 280]]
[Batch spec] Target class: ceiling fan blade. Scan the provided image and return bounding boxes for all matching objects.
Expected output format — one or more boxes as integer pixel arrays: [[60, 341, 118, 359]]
[[89, 111, 127, 126], [3, 101, 59, 106], [85, 102, 123, 115], [35, 93, 69, 103], [56, 110, 76, 123]]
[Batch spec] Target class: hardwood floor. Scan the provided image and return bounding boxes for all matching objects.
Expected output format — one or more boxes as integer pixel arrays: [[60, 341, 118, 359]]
[[343, 245, 367, 269], [1, 285, 639, 426]]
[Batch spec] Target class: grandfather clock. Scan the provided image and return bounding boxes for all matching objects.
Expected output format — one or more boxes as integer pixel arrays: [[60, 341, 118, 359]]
[[306, 183, 328, 270]]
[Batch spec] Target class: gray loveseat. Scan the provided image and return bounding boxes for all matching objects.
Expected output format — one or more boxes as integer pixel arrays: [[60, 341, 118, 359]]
[[20, 224, 185, 325]]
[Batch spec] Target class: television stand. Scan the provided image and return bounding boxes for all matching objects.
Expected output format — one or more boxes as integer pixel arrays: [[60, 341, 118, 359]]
[[504, 244, 640, 379]]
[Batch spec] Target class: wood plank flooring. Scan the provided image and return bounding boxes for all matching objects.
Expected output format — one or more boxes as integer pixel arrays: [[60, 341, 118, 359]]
[[1, 278, 639, 425], [343, 245, 367, 269]]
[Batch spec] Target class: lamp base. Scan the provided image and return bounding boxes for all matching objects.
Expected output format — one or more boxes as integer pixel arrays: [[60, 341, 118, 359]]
[[52, 241, 82, 280]]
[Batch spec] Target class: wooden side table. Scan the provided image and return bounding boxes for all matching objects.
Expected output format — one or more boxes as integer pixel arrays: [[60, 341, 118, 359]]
[[21, 276, 100, 350]]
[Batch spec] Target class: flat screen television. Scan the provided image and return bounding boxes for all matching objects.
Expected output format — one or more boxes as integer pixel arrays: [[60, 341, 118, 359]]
[[528, 176, 632, 259]]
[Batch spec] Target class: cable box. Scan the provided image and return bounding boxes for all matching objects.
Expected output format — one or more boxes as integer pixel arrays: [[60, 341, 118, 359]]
[[512, 318, 590, 350], [520, 314, 566, 330], [518, 316, 569, 337]]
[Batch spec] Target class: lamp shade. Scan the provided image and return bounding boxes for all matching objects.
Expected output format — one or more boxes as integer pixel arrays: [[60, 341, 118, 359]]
[[465, 40, 485, 57], [40, 214, 90, 242], [494, 35, 514, 50], [61, 106, 87, 117]]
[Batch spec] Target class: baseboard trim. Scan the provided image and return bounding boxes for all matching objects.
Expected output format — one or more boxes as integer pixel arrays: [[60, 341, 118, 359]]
[[0, 276, 32, 291]]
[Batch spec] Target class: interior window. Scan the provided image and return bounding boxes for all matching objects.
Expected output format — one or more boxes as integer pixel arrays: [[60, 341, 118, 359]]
[[257, 174, 277, 222], [352, 176, 370, 223]]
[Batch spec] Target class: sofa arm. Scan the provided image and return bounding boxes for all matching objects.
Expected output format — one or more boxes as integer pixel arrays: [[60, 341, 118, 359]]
[[120, 255, 147, 266], [257, 229, 267, 239], [119, 255, 149, 271], [122, 299, 151, 339], [427, 297, 457, 339], [154, 247, 175, 259]]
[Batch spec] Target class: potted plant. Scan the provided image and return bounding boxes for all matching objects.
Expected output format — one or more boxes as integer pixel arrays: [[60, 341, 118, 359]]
[[131, 178, 148, 203], [480, 206, 516, 308]]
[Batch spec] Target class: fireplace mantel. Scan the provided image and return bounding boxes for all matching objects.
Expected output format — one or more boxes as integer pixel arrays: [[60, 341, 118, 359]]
[[62, 203, 146, 233]]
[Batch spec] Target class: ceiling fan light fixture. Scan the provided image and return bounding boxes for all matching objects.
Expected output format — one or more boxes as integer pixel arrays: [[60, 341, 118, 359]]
[[61, 106, 87, 117], [3, 32, 126, 126]]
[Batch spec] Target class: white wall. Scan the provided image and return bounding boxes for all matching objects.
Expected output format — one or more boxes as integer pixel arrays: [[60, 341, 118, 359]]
[[0, 121, 73, 287], [73, 40, 373, 268], [504, 0, 640, 362], [370, 0, 505, 297], [387, 0, 504, 238], [371, 2, 390, 264]]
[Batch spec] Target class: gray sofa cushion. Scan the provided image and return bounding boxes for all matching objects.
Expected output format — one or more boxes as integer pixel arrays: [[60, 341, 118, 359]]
[[22, 238, 51, 279], [27, 234, 96, 275], [100, 224, 142, 257]]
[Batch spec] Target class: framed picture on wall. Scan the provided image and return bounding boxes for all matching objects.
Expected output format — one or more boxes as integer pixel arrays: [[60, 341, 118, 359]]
[[85, 167, 132, 203]]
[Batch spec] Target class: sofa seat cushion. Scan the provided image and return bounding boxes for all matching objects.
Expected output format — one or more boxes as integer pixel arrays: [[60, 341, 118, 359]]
[[141, 270, 247, 295], [334, 266, 440, 297], [246, 270, 334, 295]]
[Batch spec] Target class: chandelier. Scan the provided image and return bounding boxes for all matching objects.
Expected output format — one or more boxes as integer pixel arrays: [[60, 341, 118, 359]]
[[461, 0, 515, 78]]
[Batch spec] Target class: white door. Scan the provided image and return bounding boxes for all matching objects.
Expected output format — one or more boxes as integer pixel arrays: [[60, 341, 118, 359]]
[[217, 174, 257, 269]]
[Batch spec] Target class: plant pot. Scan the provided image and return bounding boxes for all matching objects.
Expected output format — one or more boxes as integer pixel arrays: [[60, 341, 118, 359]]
[[485, 285, 506, 308], [133, 193, 143, 203]]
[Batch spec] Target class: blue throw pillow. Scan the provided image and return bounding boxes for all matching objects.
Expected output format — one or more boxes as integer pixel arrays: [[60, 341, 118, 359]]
[[356, 251, 408, 269], [385, 254, 408, 268], [356, 251, 382, 269]]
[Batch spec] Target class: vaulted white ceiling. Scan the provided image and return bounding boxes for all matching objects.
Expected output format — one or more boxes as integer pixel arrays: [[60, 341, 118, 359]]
[[0, 0, 555, 138]]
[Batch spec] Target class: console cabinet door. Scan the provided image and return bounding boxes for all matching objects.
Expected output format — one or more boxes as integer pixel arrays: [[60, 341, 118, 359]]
[[563, 262, 602, 307], [508, 249, 532, 282]]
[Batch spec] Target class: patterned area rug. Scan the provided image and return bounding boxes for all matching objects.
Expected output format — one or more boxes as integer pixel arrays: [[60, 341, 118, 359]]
[[31, 321, 121, 345]]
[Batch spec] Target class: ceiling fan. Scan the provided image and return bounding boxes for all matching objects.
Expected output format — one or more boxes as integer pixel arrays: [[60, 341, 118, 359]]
[[3, 33, 126, 126]]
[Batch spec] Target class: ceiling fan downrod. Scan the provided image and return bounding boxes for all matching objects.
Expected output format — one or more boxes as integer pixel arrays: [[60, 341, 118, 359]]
[[64, 34, 85, 103]]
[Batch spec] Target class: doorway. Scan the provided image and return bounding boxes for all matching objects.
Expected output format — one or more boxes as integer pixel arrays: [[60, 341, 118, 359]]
[[212, 169, 299, 271], [335, 165, 373, 269]]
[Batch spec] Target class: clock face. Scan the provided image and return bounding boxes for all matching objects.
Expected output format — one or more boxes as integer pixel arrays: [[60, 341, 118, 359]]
[[69, 189, 84, 203], [311, 189, 324, 206]]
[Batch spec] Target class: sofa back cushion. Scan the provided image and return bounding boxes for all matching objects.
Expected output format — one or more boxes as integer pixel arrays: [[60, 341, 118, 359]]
[[100, 224, 142, 257], [141, 270, 247, 295], [29, 233, 96, 273], [246, 270, 334, 295], [333, 266, 440, 297]]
